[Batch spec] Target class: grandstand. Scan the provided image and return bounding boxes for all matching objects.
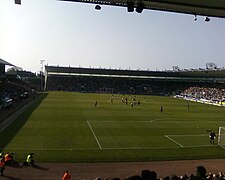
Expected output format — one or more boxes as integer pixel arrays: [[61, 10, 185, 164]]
[[45, 65, 225, 94], [0, 58, 14, 78], [0, 59, 36, 112], [1, 66, 225, 179]]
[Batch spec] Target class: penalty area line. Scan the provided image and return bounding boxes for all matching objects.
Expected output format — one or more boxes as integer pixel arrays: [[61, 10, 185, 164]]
[[87, 121, 102, 150], [165, 135, 184, 147], [219, 145, 225, 150]]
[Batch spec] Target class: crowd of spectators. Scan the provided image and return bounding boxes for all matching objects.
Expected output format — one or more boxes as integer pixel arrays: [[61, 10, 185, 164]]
[[94, 166, 224, 180], [46, 75, 196, 95], [0, 78, 35, 110], [180, 86, 225, 103], [1, 157, 224, 180]]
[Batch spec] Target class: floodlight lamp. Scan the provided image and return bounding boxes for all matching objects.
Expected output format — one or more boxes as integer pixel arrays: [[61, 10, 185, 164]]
[[127, 1, 134, 12], [136, 2, 145, 13], [95, 5, 101, 10], [205, 17, 210, 22], [15, 0, 21, 5], [194, 15, 197, 21]]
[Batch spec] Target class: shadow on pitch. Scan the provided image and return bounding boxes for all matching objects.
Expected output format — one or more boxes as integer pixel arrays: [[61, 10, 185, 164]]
[[0, 93, 49, 150]]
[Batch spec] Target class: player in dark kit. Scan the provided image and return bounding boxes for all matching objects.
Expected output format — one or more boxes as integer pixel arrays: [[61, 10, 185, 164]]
[[160, 106, 163, 113], [209, 131, 216, 144], [94, 101, 97, 107]]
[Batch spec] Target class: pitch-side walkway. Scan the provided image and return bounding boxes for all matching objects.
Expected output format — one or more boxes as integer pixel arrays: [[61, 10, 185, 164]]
[[2, 159, 225, 180]]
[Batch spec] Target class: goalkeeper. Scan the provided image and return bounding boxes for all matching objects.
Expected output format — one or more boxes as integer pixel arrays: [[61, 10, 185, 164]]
[[209, 131, 216, 144]]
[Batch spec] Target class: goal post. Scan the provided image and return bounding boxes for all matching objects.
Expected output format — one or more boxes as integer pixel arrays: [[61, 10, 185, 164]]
[[218, 126, 225, 147]]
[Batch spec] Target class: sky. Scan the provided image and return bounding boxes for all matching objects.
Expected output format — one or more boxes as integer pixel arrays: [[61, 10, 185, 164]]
[[0, 0, 225, 73]]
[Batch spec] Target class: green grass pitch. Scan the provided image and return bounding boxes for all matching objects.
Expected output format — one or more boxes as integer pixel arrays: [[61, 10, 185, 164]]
[[1, 91, 225, 163]]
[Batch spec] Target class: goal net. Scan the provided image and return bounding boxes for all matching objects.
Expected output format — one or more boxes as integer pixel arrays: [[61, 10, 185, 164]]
[[218, 126, 225, 147]]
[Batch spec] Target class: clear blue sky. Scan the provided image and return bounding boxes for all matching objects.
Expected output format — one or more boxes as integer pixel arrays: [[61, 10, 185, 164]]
[[0, 0, 225, 73]]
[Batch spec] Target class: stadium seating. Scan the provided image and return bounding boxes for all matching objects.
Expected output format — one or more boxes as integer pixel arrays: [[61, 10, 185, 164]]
[[0, 79, 34, 110]]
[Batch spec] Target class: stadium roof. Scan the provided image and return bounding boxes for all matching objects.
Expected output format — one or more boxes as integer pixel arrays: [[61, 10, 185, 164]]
[[59, 0, 225, 18], [0, 58, 14, 66], [45, 66, 225, 79]]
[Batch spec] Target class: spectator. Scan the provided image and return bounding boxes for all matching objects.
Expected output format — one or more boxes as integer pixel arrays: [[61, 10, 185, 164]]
[[196, 166, 207, 179], [0, 157, 5, 176], [62, 170, 71, 180], [4, 152, 13, 166], [141, 170, 152, 180]]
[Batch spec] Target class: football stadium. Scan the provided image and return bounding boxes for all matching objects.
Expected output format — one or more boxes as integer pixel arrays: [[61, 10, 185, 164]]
[[1, 0, 225, 179], [1, 61, 225, 178]]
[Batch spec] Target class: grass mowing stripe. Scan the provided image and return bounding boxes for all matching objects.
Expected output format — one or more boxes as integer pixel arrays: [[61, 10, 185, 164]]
[[165, 135, 184, 147], [87, 121, 102, 149]]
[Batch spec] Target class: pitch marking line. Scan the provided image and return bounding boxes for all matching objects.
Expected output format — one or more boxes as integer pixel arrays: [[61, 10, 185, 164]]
[[149, 118, 173, 123], [89, 120, 150, 122], [0, 103, 32, 133], [88, 120, 208, 124], [88, 119, 169, 123], [168, 134, 208, 137], [165, 134, 217, 148], [3, 147, 100, 151], [87, 121, 102, 150], [219, 145, 225, 150], [165, 135, 184, 147], [4, 144, 218, 151]]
